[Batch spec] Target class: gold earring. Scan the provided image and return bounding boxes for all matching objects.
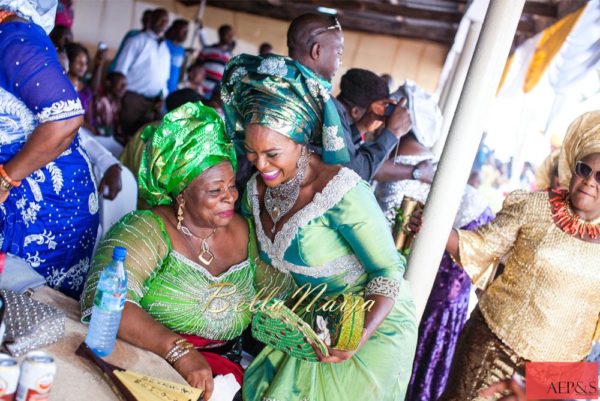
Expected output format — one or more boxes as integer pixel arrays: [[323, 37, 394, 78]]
[[177, 200, 185, 230]]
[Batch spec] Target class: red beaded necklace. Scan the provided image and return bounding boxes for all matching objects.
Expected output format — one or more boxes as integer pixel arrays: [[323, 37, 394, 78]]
[[550, 189, 600, 239]]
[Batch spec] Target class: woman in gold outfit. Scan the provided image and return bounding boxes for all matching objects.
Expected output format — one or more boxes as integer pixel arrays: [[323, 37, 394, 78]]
[[434, 111, 600, 401]]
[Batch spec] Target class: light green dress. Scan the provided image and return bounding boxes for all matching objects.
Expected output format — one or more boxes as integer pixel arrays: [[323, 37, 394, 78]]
[[80, 211, 256, 341], [242, 168, 417, 401]]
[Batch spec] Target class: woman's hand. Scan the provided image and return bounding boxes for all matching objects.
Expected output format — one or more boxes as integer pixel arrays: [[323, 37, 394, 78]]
[[406, 208, 423, 235], [311, 329, 367, 363], [405, 208, 461, 261], [385, 98, 412, 140], [313, 344, 355, 363], [479, 377, 527, 401], [173, 350, 214, 400], [99, 164, 122, 200], [414, 160, 435, 183], [116, 304, 215, 399], [93, 48, 107, 67]]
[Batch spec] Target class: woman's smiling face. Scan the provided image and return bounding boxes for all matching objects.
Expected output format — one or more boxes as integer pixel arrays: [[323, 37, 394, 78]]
[[244, 124, 303, 187]]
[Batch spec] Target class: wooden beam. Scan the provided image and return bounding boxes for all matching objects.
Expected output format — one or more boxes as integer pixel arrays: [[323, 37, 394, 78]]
[[523, 1, 558, 18], [338, 13, 456, 43], [182, 0, 547, 45], [294, 0, 463, 23], [199, 0, 456, 44]]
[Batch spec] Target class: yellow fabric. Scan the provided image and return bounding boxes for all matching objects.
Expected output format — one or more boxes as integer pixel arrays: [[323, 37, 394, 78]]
[[496, 54, 513, 95], [523, 5, 586, 93], [119, 123, 155, 180], [119, 123, 156, 210], [457, 190, 600, 362], [534, 148, 560, 190], [558, 110, 600, 188]]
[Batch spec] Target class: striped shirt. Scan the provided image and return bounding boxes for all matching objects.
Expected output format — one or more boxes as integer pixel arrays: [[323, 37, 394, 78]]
[[197, 44, 232, 99]]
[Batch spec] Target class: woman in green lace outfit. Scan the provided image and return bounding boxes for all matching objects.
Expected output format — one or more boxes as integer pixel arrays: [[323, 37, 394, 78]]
[[81, 103, 254, 399], [222, 54, 417, 401]]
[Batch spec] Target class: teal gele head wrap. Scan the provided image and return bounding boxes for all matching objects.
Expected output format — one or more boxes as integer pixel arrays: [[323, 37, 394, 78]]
[[221, 54, 349, 164]]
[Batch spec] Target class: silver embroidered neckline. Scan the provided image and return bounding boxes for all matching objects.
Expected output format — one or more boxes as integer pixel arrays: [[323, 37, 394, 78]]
[[251, 167, 361, 261]]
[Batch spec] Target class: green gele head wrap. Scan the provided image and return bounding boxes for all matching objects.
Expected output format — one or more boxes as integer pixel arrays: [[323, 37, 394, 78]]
[[138, 102, 237, 207], [221, 54, 349, 164]]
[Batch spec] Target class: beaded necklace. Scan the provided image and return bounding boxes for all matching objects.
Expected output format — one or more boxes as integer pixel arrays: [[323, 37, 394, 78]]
[[550, 189, 600, 239]]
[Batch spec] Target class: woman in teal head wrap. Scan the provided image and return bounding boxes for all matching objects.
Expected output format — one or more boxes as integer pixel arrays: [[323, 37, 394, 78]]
[[222, 54, 417, 401], [81, 103, 255, 399]]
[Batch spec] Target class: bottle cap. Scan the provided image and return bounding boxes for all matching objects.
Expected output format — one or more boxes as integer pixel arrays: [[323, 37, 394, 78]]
[[112, 246, 127, 261]]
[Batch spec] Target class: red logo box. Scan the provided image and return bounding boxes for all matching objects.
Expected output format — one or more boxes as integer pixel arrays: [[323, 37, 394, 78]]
[[526, 362, 598, 400]]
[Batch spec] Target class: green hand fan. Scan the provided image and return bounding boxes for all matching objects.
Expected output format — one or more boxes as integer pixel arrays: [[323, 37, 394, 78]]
[[251, 298, 329, 362]]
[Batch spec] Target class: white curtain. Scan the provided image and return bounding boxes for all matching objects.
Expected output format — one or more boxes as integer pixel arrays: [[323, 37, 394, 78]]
[[548, 0, 600, 94]]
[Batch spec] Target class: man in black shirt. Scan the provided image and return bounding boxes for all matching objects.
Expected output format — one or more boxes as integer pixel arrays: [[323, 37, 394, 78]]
[[336, 68, 412, 180]]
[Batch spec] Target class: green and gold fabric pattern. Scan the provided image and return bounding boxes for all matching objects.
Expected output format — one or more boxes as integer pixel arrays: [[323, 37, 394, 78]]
[[138, 102, 237, 207]]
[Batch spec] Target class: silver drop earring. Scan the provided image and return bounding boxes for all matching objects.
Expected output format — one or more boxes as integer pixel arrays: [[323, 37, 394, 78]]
[[264, 146, 311, 233]]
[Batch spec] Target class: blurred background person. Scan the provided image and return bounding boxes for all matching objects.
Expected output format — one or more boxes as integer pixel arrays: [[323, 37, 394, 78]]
[[381, 73, 394, 91], [178, 61, 206, 98], [48, 24, 72, 50], [114, 8, 170, 144], [197, 23, 235, 99], [54, 0, 73, 29], [258, 42, 272, 57], [93, 72, 127, 139], [65, 42, 105, 133], [164, 19, 190, 94], [109, 8, 153, 73]]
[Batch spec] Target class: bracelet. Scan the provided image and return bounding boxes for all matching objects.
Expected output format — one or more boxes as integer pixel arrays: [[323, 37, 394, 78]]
[[0, 165, 21, 188], [411, 166, 423, 181], [0, 177, 13, 192], [164, 338, 194, 365], [168, 348, 190, 364], [365, 277, 401, 299]]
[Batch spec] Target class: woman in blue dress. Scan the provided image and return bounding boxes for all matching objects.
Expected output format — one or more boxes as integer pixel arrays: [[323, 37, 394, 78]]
[[0, 0, 99, 298]]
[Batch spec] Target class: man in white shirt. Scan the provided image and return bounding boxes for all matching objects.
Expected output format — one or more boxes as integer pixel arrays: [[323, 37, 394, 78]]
[[114, 8, 170, 144]]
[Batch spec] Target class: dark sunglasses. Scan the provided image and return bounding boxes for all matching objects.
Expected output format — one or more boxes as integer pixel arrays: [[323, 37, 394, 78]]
[[306, 16, 342, 44], [575, 161, 600, 185]]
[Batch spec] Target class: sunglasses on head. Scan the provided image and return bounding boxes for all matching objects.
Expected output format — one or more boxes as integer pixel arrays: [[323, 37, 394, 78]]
[[575, 161, 600, 185], [306, 16, 342, 44]]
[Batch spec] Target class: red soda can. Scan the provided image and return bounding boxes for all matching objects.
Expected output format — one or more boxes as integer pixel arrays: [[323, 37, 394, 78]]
[[15, 352, 56, 401], [0, 353, 19, 401]]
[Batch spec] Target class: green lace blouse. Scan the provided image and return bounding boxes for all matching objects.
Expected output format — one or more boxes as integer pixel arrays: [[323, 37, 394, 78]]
[[81, 211, 256, 341]]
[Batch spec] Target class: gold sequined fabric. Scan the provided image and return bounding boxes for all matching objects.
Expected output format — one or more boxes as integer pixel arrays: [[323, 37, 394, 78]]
[[438, 308, 526, 401], [457, 190, 600, 362]]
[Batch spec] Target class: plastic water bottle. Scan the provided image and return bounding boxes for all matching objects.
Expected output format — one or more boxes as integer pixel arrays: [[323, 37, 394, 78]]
[[85, 246, 128, 357]]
